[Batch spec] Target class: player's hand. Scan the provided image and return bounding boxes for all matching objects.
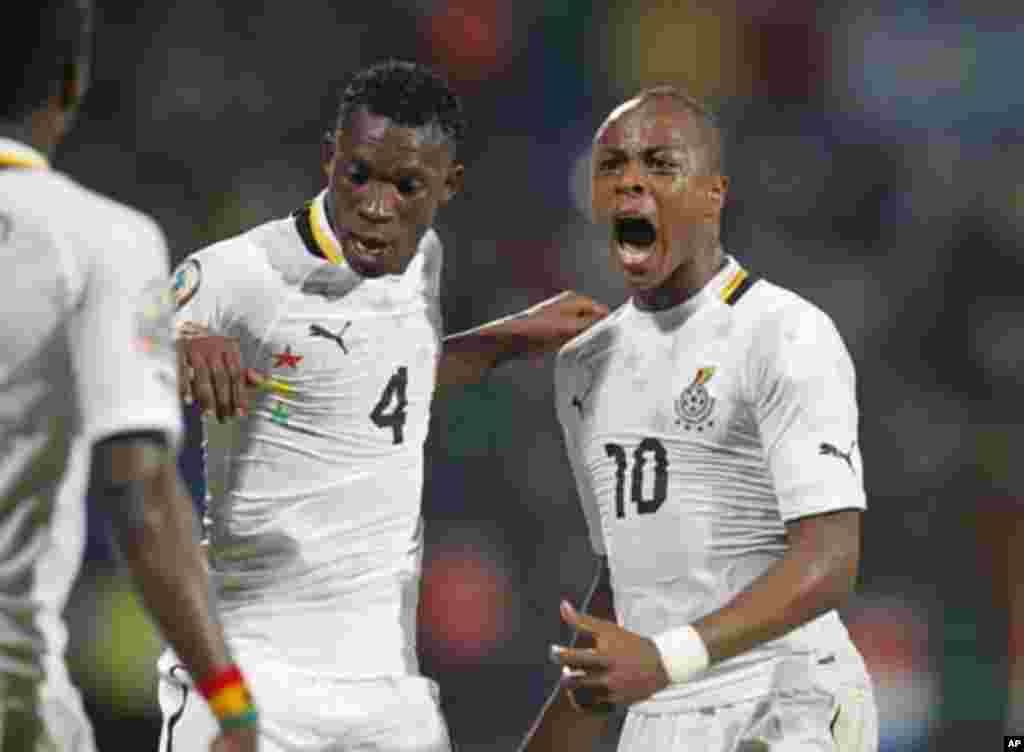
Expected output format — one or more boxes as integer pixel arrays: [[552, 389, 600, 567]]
[[551, 600, 670, 709], [507, 291, 609, 357], [211, 726, 258, 752], [176, 322, 267, 423]]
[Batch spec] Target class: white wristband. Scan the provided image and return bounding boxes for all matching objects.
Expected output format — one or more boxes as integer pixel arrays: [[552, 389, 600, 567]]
[[652, 625, 710, 685]]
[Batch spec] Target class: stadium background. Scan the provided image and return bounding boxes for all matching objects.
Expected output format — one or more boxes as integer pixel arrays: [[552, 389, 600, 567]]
[[52, 1, 1022, 750]]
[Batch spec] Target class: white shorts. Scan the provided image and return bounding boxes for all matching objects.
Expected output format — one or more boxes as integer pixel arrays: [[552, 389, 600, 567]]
[[157, 650, 451, 752], [619, 657, 878, 752]]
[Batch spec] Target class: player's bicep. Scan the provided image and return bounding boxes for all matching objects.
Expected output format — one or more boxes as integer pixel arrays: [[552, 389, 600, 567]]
[[69, 224, 181, 445], [88, 430, 169, 537], [753, 307, 865, 522]]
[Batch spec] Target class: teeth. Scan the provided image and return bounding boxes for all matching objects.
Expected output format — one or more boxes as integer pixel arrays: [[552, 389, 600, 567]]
[[351, 237, 386, 257], [619, 244, 654, 264]]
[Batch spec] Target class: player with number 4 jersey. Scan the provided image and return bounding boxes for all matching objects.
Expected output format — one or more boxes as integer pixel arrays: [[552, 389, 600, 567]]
[[158, 61, 608, 752], [170, 188, 443, 680]]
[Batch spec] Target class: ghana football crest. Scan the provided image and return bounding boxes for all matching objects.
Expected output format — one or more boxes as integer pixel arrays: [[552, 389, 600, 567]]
[[675, 367, 716, 432]]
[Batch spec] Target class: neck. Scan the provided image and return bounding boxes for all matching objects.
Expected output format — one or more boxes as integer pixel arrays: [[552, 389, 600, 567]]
[[633, 240, 725, 312], [323, 189, 338, 233]]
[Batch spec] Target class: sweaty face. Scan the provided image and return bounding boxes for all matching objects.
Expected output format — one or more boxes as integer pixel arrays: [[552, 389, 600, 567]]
[[590, 97, 724, 293], [324, 108, 461, 277]]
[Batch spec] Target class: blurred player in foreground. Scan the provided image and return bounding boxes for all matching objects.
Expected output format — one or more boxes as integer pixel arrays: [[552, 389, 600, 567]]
[[0, 1, 259, 750], [158, 60, 608, 752], [523, 88, 879, 751]]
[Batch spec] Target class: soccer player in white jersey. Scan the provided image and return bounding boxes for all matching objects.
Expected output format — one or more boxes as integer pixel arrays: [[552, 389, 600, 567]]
[[522, 87, 879, 751], [0, 2, 259, 750], [157, 60, 608, 752]]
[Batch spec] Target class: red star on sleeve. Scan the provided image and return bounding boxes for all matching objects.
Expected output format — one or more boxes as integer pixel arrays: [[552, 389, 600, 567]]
[[273, 345, 303, 369]]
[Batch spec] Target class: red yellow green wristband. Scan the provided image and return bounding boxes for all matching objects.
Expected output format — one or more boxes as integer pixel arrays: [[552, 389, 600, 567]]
[[197, 666, 258, 731]]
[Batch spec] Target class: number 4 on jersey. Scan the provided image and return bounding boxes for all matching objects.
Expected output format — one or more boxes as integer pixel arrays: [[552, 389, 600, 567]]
[[370, 366, 408, 444]]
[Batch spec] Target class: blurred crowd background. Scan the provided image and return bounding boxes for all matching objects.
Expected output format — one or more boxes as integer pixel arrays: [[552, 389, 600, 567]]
[[52, 1, 1023, 750]]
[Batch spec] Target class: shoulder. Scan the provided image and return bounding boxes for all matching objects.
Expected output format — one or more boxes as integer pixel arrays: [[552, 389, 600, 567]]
[[419, 227, 443, 272], [176, 220, 279, 290], [170, 219, 285, 319], [187, 221, 274, 271], [736, 279, 852, 383], [735, 279, 842, 348], [17, 172, 167, 261], [556, 300, 630, 367], [59, 173, 165, 245], [420, 227, 443, 255], [402, 227, 443, 296], [24, 175, 170, 304]]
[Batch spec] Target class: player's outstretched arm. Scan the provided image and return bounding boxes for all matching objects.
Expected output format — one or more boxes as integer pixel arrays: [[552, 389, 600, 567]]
[[519, 559, 617, 752], [91, 433, 259, 752], [436, 291, 609, 393]]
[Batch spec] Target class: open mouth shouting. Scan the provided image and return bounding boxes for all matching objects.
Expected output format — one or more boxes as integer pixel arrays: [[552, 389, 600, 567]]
[[343, 231, 396, 276], [614, 214, 659, 276]]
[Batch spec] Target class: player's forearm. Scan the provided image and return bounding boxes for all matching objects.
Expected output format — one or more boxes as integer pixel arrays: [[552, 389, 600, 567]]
[[692, 509, 860, 665], [435, 330, 506, 393], [102, 444, 233, 681], [436, 313, 540, 391]]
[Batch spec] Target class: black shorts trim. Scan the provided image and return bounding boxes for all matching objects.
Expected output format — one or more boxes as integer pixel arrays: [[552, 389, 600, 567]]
[[165, 665, 190, 752]]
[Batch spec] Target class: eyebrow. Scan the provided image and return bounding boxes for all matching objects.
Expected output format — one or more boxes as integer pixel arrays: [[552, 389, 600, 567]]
[[595, 146, 687, 156], [346, 155, 436, 177]]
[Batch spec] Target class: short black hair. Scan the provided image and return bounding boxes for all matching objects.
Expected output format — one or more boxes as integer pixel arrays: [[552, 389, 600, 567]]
[[334, 60, 466, 150], [0, 0, 93, 121], [636, 85, 725, 175]]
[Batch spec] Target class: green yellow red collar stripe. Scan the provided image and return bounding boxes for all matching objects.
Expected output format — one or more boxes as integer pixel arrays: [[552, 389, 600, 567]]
[[0, 139, 49, 170], [292, 191, 346, 265], [719, 266, 758, 306]]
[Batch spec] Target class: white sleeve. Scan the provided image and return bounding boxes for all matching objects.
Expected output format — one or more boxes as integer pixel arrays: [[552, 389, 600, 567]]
[[749, 304, 866, 522], [554, 350, 607, 556], [68, 216, 182, 446]]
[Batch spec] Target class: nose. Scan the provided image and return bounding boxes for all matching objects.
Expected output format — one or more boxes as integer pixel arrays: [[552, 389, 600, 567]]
[[358, 183, 397, 223], [614, 161, 647, 195]]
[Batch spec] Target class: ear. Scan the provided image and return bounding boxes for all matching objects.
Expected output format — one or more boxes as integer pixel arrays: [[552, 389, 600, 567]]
[[321, 131, 337, 181], [60, 58, 88, 113], [440, 162, 464, 206], [700, 175, 728, 216]]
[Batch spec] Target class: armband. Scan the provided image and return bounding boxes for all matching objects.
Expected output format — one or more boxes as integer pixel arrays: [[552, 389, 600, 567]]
[[197, 665, 258, 731]]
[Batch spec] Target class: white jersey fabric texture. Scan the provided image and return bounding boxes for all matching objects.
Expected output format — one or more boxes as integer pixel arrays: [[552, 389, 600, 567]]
[[555, 255, 871, 714], [39, 441, 97, 752], [0, 137, 179, 746], [169, 190, 443, 680]]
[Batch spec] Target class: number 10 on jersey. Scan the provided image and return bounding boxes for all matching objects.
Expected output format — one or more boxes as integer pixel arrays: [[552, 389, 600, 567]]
[[604, 438, 668, 518]]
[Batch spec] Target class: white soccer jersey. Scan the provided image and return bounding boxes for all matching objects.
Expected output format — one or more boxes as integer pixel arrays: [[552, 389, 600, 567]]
[[171, 190, 443, 679], [0, 138, 180, 681], [555, 256, 867, 712]]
